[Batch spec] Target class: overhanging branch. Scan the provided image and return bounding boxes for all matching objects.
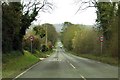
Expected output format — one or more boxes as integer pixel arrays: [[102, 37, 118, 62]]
[[75, 0, 97, 14]]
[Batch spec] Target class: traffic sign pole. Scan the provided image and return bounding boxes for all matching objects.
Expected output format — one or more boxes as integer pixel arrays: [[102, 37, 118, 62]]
[[29, 36, 34, 54], [100, 35, 104, 54], [31, 41, 32, 53], [101, 41, 103, 54]]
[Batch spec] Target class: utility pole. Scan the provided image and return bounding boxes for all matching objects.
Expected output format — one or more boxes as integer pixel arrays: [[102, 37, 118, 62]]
[[45, 26, 47, 46]]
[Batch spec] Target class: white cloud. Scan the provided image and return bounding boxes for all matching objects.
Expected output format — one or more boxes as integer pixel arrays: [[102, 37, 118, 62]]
[[34, 0, 97, 25]]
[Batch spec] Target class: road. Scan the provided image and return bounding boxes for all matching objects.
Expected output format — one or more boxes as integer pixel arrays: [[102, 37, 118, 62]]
[[14, 41, 118, 80]]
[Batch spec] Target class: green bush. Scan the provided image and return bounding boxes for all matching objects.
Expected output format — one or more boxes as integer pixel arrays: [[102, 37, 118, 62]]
[[23, 36, 41, 53], [41, 45, 48, 52]]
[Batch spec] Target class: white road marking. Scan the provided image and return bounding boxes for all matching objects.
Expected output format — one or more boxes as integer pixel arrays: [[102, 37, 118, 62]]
[[67, 60, 76, 69], [78, 57, 89, 61], [39, 58, 45, 60], [12, 61, 40, 80], [67, 61, 86, 80], [80, 74, 86, 80], [70, 63, 76, 69]]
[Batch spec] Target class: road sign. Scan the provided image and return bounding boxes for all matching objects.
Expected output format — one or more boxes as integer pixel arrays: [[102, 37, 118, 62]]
[[100, 35, 104, 42], [29, 35, 34, 41]]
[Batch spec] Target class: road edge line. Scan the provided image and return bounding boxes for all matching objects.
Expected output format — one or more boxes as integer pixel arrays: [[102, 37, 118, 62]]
[[12, 61, 40, 80]]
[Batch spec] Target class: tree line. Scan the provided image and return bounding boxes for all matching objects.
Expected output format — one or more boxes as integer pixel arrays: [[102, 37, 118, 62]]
[[61, 2, 119, 58]]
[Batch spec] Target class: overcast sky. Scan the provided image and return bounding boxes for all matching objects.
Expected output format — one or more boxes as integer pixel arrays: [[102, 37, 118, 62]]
[[33, 0, 97, 25]]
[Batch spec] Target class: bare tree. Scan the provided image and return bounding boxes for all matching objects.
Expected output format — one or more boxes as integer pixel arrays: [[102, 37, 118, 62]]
[[75, 0, 97, 14]]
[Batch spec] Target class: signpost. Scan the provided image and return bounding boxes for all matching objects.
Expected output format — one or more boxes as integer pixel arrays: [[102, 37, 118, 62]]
[[29, 35, 34, 53], [100, 35, 104, 54]]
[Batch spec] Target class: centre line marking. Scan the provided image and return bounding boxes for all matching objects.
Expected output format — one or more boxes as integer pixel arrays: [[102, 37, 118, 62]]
[[70, 63, 76, 69], [67, 60, 76, 69], [80, 74, 86, 80]]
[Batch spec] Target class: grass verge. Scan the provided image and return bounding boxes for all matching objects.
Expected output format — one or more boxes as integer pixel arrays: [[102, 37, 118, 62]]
[[2, 50, 39, 78], [33, 50, 53, 58], [69, 51, 118, 66], [2, 50, 54, 78]]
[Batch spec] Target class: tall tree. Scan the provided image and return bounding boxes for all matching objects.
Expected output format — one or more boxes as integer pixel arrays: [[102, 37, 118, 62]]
[[96, 2, 118, 40], [17, 0, 53, 52], [2, 0, 53, 53], [33, 25, 46, 38], [76, 0, 118, 40], [2, 2, 22, 53], [41, 23, 58, 45]]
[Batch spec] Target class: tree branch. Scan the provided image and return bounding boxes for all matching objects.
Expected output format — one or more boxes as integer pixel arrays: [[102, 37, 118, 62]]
[[75, 0, 97, 14]]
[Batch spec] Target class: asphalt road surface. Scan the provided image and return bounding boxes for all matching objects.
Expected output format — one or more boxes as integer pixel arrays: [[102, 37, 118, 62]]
[[14, 41, 118, 80]]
